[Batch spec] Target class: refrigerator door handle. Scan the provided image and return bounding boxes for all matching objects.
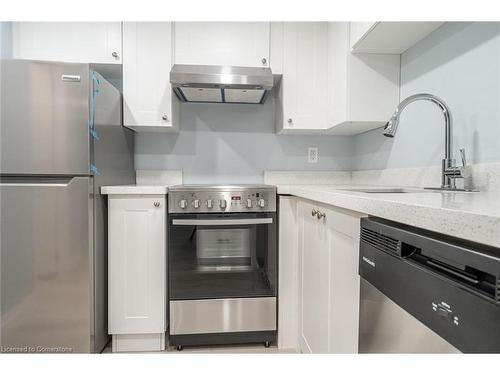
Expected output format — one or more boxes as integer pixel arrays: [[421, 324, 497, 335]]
[[0, 177, 77, 187]]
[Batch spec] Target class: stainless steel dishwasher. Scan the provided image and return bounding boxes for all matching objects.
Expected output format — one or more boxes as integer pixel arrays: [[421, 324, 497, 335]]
[[358, 217, 500, 353]]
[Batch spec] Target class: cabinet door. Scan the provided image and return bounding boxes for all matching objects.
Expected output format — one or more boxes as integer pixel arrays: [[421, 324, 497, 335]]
[[108, 196, 166, 334], [12, 22, 122, 64], [174, 22, 270, 67], [280, 22, 330, 131], [326, 206, 363, 353], [123, 22, 178, 132], [329, 230, 360, 353], [298, 200, 331, 353]]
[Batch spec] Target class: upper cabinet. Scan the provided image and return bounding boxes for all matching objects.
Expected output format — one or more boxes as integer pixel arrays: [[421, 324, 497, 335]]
[[329, 22, 400, 135], [173, 22, 270, 67], [122, 22, 179, 132], [12, 22, 122, 64], [350, 22, 444, 54], [272, 22, 332, 133], [272, 22, 400, 135]]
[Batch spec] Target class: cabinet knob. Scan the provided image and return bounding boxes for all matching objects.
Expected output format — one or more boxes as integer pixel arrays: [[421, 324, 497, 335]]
[[262, 57, 267, 65], [287, 118, 293, 124], [316, 211, 326, 220], [154, 201, 160, 207], [311, 209, 318, 217], [111, 51, 119, 58], [162, 115, 169, 121]]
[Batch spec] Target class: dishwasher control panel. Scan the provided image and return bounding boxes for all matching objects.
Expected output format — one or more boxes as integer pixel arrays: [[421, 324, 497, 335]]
[[432, 301, 460, 326]]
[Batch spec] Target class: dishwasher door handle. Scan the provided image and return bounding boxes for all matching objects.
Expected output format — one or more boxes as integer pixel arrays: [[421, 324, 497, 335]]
[[172, 218, 273, 226], [425, 260, 480, 284]]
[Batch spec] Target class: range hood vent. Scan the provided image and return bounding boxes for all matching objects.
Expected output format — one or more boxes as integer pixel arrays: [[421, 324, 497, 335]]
[[170, 64, 279, 105]]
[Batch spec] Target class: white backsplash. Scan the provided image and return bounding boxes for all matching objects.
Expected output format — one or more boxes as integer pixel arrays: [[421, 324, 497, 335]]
[[263, 171, 351, 186], [264, 162, 500, 192], [136, 170, 183, 186]]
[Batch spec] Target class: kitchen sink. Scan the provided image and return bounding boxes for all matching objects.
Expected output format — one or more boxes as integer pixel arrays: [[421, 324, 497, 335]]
[[339, 188, 429, 194]]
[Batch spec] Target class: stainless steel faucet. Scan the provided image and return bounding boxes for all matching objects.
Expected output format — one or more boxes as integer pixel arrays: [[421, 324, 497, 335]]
[[383, 93, 472, 191]]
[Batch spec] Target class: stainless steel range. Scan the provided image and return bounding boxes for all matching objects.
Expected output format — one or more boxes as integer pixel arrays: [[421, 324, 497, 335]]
[[168, 185, 277, 350]]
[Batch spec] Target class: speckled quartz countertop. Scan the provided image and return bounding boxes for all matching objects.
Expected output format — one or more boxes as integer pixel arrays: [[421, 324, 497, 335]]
[[277, 185, 500, 248]]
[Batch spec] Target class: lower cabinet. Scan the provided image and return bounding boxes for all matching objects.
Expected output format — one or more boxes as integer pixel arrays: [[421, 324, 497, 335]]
[[296, 198, 365, 353], [107, 194, 166, 352]]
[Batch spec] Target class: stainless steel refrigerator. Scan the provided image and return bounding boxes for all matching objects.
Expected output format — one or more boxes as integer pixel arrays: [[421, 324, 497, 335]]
[[0, 60, 135, 353]]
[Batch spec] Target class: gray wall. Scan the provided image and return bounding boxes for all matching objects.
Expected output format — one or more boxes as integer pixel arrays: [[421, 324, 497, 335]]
[[135, 97, 353, 184], [0, 22, 12, 59], [352, 22, 500, 170]]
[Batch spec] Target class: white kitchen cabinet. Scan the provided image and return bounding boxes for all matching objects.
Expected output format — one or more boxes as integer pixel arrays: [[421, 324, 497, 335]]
[[298, 199, 331, 353], [329, 22, 400, 135], [272, 22, 400, 135], [107, 193, 166, 352], [122, 22, 179, 132], [272, 22, 332, 133], [297, 198, 365, 353], [12, 22, 122, 64], [278, 196, 299, 351], [173, 22, 270, 67], [350, 22, 444, 54], [328, 207, 364, 353]]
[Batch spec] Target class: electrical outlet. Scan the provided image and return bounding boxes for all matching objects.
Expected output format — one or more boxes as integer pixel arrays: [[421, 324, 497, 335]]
[[308, 147, 318, 163]]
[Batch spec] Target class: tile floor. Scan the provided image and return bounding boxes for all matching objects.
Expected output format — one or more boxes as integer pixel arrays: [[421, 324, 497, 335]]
[[103, 342, 296, 354]]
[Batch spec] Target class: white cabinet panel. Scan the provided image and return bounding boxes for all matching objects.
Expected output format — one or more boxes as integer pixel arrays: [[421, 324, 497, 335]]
[[174, 22, 270, 67], [280, 22, 330, 131], [298, 200, 331, 353], [12, 22, 122, 64], [297, 199, 365, 353], [350, 22, 444, 54], [328, 22, 400, 135], [349, 22, 377, 50], [108, 195, 166, 335], [123, 22, 179, 132], [329, 228, 360, 353], [278, 196, 299, 351]]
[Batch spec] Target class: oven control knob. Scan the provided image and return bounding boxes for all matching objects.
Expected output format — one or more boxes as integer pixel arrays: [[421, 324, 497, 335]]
[[258, 198, 266, 208], [246, 199, 253, 208], [193, 199, 200, 209], [179, 199, 188, 209], [206, 199, 213, 209], [220, 199, 227, 209]]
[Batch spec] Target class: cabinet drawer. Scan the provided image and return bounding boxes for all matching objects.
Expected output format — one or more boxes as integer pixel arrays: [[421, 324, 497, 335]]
[[310, 200, 364, 239]]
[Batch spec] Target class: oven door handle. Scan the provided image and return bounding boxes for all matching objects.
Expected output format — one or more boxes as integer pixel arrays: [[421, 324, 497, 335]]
[[171, 218, 273, 226]]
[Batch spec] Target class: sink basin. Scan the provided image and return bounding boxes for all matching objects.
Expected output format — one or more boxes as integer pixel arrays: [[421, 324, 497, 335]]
[[339, 188, 428, 194]]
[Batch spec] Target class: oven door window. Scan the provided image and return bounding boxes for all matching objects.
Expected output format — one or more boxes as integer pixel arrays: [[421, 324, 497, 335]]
[[169, 213, 277, 300]]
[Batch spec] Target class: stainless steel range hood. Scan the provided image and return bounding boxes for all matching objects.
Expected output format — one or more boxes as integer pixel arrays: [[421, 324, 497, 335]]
[[170, 64, 279, 104]]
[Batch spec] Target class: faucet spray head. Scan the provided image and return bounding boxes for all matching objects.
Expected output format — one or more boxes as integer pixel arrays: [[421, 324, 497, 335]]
[[383, 114, 399, 138]]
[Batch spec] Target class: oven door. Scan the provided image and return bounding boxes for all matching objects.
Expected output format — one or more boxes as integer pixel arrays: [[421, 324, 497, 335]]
[[168, 212, 277, 300]]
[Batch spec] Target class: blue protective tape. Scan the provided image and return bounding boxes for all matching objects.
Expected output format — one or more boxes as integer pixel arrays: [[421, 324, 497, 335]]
[[89, 72, 100, 140], [90, 164, 101, 176]]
